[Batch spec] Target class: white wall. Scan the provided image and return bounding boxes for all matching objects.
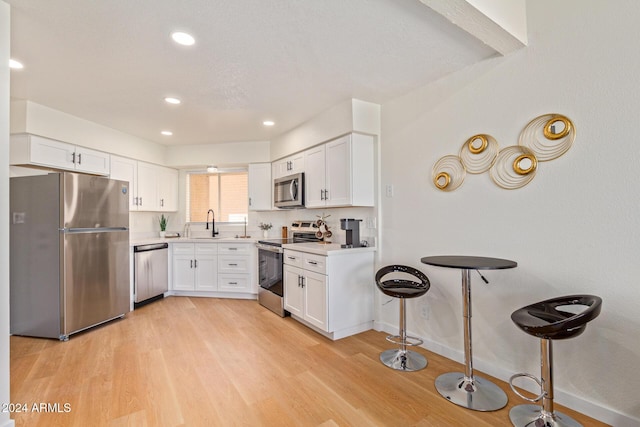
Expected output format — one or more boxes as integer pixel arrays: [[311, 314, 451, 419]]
[[1, 3, 15, 426], [379, 1, 640, 425], [164, 140, 270, 168], [11, 100, 166, 164], [270, 98, 380, 161]]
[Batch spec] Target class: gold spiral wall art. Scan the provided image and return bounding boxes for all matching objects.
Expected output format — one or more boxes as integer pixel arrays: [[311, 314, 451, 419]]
[[459, 134, 499, 174], [432, 113, 575, 191], [432, 155, 466, 191], [519, 113, 576, 161]]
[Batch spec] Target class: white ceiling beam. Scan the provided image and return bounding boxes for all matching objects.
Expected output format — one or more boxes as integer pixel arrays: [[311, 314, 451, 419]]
[[420, 0, 527, 55]]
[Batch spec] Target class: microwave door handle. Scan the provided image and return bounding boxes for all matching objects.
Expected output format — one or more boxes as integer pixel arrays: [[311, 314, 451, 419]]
[[290, 179, 298, 201]]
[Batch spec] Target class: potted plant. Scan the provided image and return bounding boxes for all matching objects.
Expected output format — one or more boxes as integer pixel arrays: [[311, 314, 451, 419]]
[[159, 214, 168, 238], [259, 222, 272, 238]]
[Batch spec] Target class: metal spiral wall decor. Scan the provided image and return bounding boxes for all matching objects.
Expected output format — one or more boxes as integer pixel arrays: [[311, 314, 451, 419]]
[[432, 155, 466, 191], [432, 113, 575, 191], [459, 134, 499, 174], [518, 113, 576, 161]]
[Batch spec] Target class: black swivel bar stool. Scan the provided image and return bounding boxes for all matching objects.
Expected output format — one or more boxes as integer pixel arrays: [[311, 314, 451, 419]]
[[375, 265, 430, 371], [509, 294, 602, 427]]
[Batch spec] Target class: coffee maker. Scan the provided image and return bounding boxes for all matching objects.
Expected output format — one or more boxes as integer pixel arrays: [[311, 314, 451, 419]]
[[340, 218, 362, 248]]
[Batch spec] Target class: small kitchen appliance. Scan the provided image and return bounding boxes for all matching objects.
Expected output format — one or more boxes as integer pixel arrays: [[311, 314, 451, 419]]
[[340, 218, 362, 248], [274, 172, 304, 208]]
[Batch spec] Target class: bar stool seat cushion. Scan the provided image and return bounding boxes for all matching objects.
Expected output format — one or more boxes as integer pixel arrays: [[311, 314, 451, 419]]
[[511, 294, 602, 340], [375, 265, 430, 299]]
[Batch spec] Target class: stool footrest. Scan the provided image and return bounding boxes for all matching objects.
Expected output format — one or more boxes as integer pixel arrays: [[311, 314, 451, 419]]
[[385, 334, 423, 347], [509, 372, 545, 402]]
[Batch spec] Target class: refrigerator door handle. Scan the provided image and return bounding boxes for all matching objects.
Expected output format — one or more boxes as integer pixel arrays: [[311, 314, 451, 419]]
[[62, 227, 129, 233]]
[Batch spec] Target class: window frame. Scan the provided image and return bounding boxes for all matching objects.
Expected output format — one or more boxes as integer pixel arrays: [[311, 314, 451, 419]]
[[185, 168, 249, 224]]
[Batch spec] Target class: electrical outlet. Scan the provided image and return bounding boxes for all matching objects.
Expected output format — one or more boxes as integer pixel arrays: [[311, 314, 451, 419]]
[[386, 184, 394, 197], [420, 304, 430, 319], [366, 217, 376, 229]]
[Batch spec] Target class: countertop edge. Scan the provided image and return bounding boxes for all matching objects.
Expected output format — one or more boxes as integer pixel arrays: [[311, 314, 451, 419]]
[[282, 242, 377, 256]]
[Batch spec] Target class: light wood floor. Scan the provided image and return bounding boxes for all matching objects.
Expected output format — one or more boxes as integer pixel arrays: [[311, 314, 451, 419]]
[[10, 296, 608, 426]]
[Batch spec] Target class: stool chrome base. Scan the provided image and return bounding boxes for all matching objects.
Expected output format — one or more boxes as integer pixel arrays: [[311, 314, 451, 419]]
[[509, 404, 582, 427], [435, 372, 508, 412], [380, 349, 427, 372]]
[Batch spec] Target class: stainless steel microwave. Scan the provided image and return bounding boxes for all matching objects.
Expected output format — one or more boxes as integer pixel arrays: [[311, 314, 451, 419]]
[[274, 172, 304, 208]]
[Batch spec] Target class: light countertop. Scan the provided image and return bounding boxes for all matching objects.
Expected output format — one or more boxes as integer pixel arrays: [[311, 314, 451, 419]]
[[282, 242, 376, 256], [131, 236, 258, 247], [130, 236, 375, 256]]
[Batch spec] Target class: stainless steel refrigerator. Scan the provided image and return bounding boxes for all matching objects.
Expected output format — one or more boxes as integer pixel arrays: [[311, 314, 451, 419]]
[[10, 172, 130, 340]]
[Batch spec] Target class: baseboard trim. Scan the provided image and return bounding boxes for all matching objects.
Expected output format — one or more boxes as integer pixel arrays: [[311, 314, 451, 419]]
[[373, 321, 639, 427]]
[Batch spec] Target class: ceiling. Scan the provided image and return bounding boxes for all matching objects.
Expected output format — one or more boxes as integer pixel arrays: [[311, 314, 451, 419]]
[[7, 0, 497, 146]]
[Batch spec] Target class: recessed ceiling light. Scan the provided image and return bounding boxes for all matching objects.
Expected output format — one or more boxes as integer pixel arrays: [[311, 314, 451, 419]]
[[9, 59, 24, 69], [263, 120, 275, 126], [206, 165, 218, 173], [171, 32, 195, 46], [164, 97, 181, 105], [161, 131, 173, 136]]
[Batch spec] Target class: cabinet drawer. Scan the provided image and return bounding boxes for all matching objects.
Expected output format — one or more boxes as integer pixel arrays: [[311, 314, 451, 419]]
[[284, 249, 303, 267], [303, 253, 327, 275], [196, 243, 218, 255], [218, 243, 251, 254], [218, 274, 250, 292], [218, 255, 250, 273], [172, 243, 194, 255]]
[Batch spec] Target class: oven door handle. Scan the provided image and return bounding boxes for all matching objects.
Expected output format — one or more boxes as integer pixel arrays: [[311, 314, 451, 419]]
[[256, 243, 283, 253]]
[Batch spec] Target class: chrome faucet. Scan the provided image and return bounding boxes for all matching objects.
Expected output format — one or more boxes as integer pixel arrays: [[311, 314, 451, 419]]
[[206, 209, 218, 237]]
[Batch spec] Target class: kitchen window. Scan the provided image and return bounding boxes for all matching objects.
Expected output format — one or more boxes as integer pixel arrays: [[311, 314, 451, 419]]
[[186, 170, 248, 223]]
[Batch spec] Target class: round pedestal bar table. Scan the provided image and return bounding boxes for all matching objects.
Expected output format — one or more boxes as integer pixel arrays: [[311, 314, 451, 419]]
[[420, 255, 517, 412]]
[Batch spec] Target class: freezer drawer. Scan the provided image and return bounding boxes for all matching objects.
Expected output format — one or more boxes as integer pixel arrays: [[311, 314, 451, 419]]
[[134, 243, 169, 304], [63, 229, 130, 336]]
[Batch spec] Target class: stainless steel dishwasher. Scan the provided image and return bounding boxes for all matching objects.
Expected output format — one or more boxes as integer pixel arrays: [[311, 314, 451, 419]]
[[134, 243, 169, 306]]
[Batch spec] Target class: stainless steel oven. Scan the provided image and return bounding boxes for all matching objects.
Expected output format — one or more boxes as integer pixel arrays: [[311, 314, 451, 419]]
[[257, 221, 319, 316], [257, 242, 286, 316]]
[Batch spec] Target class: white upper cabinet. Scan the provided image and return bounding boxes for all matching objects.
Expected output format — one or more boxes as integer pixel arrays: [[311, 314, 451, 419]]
[[135, 161, 158, 211], [272, 152, 304, 179], [304, 133, 374, 208], [110, 156, 178, 212], [109, 155, 138, 209], [10, 133, 110, 176], [304, 144, 326, 208], [248, 163, 272, 211], [157, 166, 178, 212]]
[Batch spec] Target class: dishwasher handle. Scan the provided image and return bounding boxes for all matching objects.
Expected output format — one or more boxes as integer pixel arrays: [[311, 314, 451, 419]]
[[134, 243, 169, 252]]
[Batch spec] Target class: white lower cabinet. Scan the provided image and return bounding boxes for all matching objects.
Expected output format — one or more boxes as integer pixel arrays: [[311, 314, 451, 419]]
[[172, 243, 218, 291], [171, 241, 255, 297], [283, 248, 374, 340], [284, 264, 328, 331]]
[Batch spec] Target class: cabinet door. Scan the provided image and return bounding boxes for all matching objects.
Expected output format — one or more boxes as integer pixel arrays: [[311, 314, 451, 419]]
[[173, 253, 196, 290], [325, 135, 352, 207], [195, 254, 218, 291], [157, 166, 178, 211], [248, 163, 272, 211], [109, 155, 138, 210], [304, 144, 326, 208], [272, 159, 289, 179], [283, 265, 304, 317], [304, 270, 328, 331], [289, 152, 305, 174], [75, 146, 110, 175], [136, 161, 158, 211], [29, 135, 75, 170]]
